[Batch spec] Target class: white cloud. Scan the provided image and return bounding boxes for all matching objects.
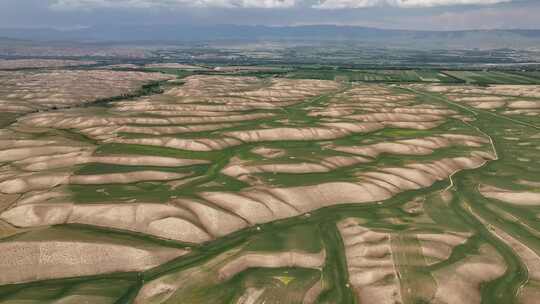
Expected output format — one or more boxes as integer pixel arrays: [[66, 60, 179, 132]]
[[49, 0, 514, 10], [314, 0, 513, 9], [50, 0, 297, 10]]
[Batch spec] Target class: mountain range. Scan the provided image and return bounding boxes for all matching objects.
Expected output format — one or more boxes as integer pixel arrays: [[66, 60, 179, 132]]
[[1, 25, 540, 49]]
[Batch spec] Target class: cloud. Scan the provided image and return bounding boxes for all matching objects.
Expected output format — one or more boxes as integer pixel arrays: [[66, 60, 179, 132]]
[[313, 0, 513, 9], [49, 0, 515, 10], [50, 0, 297, 10]]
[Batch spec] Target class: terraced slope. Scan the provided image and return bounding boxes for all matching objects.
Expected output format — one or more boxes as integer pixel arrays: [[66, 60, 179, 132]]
[[0, 70, 173, 114], [0, 74, 538, 304]]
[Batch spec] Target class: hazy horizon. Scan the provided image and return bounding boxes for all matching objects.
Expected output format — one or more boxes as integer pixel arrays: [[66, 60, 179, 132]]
[[1, 0, 540, 31]]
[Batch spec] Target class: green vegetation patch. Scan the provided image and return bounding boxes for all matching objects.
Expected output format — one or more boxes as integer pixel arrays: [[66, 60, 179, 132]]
[[443, 70, 540, 84], [0, 277, 136, 304], [244, 223, 323, 253], [75, 162, 207, 175], [287, 68, 460, 83], [0, 113, 18, 128], [68, 182, 173, 204], [96, 143, 221, 161]]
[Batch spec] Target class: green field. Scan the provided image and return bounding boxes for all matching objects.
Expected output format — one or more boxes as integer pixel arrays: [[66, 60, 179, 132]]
[[443, 70, 540, 84], [287, 68, 460, 83]]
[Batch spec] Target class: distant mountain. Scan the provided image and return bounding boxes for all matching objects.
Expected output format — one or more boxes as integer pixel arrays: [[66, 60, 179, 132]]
[[0, 25, 405, 42], [1, 25, 540, 49]]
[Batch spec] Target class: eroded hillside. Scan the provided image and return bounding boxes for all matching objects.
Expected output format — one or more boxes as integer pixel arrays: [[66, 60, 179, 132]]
[[0, 72, 538, 304]]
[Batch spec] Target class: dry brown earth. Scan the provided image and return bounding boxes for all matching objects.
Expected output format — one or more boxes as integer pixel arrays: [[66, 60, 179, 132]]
[[0, 70, 173, 114], [338, 218, 505, 304], [480, 185, 540, 206]]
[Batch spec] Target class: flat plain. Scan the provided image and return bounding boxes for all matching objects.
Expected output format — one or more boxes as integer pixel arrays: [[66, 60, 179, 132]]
[[0, 60, 539, 304]]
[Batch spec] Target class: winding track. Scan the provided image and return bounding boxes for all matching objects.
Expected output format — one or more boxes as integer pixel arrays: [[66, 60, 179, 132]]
[[406, 86, 539, 303], [403, 87, 501, 192]]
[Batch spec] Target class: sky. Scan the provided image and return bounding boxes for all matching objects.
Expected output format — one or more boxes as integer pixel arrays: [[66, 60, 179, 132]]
[[0, 0, 539, 30]]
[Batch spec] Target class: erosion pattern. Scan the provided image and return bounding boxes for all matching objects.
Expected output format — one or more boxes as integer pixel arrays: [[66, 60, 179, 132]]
[[0, 70, 173, 114], [0, 73, 538, 304]]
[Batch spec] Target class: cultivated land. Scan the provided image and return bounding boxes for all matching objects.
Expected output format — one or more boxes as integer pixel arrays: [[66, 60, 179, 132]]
[[0, 64, 539, 304], [0, 59, 97, 70]]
